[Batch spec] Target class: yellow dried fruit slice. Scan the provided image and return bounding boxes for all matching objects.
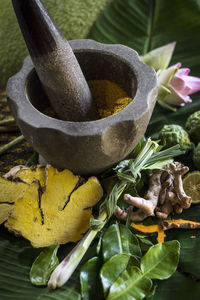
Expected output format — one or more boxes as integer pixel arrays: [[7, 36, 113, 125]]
[[183, 171, 200, 204], [6, 166, 103, 247], [4, 165, 46, 187], [0, 203, 14, 225], [0, 165, 46, 225], [0, 177, 29, 224]]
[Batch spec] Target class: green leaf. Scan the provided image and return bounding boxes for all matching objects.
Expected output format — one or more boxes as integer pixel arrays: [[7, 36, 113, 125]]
[[102, 223, 141, 261], [154, 271, 200, 300], [107, 266, 152, 300], [89, 0, 200, 75], [141, 240, 180, 280], [26, 152, 39, 167], [138, 237, 154, 253], [142, 42, 176, 71], [100, 253, 139, 296], [0, 228, 81, 299], [80, 257, 103, 300], [89, 0, 200, 133], [165, 205, 200, 278], [30, 245, 59, 286]]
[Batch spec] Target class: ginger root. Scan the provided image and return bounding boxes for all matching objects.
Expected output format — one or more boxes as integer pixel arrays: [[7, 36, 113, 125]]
[[115, 162, 191, 222], [5, 165, 103, 247], [131, 219, 200, 243]]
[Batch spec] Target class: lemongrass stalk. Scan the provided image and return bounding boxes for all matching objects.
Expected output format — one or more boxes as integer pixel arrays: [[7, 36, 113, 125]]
[[0, 125, 19, 132], [0, 118, 16, 126], [48, 211, 107, 289], [0, 135, 24, 155]]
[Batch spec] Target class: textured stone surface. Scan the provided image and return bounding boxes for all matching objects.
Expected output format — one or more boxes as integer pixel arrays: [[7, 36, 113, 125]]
[[0, 0, 109, 89], [6, 39, 157, 175], [12, 0, 99, 122]]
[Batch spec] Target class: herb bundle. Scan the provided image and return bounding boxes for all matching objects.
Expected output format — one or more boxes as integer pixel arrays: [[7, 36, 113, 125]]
[[47, 138, 184, 289]]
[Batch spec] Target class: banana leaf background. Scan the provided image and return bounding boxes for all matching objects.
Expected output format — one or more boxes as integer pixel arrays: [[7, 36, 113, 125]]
[[1, 0, 200, 299]]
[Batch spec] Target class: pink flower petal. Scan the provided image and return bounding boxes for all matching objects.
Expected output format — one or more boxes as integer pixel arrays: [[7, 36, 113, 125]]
[[176, 68, 190, 76], [165, 86, 192, 106], [171, 62, 182, 68], [179, 75, 200, 94], [170, 77, 191, 96]]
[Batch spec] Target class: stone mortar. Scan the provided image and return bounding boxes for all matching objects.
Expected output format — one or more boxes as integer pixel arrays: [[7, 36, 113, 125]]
[[6, 39, 157, 175]]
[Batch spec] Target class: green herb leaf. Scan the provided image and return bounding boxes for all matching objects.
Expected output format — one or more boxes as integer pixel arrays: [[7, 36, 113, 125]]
[[80, 257, 103, 300], [100, 253, 139, 296], [102, 223, 141, 262], [26, 152, 39, 167], [165, 204, 200, 278], [30, 244, 59, 286], [138, 237, 154, 253], [107, 266, 152, 300], [154, 271, 200, 300], [141, 240, 180, 280]]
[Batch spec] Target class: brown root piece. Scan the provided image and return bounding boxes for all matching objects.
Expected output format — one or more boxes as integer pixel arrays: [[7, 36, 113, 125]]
[[155, 199, 173, 220], [162, 219, 200, 230], [167, 162, 191, 209], [158, 186, 167, 206], [115, 161, 191, 222], [174, 174, 191, 208], [116, 170, 162, 221]]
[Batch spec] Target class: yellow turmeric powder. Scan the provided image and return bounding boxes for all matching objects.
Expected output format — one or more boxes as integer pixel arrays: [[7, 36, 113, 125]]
[[88, 80, 132, 118]]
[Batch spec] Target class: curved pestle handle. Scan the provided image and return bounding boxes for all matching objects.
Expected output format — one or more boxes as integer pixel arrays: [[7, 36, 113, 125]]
[[12, 0, 99, 121]]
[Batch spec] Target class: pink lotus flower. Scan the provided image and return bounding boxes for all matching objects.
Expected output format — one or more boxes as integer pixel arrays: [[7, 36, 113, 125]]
[[142, 42, 200, 110], [166, 63, 200, 106], [157, 63, 200, 110]]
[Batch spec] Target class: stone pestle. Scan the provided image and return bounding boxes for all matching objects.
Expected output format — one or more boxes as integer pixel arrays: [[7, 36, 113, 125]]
[[12, 0, 99, 122]]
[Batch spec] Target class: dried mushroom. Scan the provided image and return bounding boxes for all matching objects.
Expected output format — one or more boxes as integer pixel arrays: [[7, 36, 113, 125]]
[[5, 165, 103, 247]]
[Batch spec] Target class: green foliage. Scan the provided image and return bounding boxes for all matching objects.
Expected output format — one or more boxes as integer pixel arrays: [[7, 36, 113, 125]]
[[101, 223, 141, 261], [166, 205, 200, 278], [140, 241, 180, 280], [80, 223, 180, 299], [1, 0, 200, 298], [30, 245, 59, 286], [0, 228, 81, 299], [89, 0, 200, 77], [106, 240, 179, 299], [154, 271, 200, 300], [80, 257, 103, 300], [107, 266, 152, 300], [100, 253, 137, 296], [26, 152, 39, 167]]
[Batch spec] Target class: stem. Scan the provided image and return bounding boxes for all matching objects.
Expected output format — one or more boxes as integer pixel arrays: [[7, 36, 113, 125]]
[[48, 211, 107, 289], [0, 135, 25, 155], [0, 125, 19, 133], [0, 118, 16, 126]]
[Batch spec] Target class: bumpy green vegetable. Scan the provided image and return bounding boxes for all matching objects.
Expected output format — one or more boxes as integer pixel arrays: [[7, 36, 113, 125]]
[[159, 124, 193, 151], [186, 111, 200, 143], [193, 142, 200, 170]]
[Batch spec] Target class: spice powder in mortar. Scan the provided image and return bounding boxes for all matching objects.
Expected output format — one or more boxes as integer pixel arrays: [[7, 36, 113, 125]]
[[88, 80, 132, 118]]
